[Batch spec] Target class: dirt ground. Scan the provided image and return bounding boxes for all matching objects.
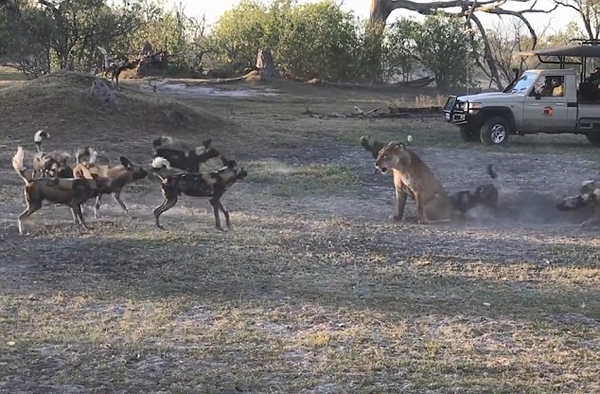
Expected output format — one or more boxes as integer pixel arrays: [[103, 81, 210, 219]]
[[0, 70, 599, 394]]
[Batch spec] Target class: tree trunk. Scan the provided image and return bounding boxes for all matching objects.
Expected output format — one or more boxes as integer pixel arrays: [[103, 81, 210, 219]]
[[255, 47, 279, 79], [370, 0, 404, 23]]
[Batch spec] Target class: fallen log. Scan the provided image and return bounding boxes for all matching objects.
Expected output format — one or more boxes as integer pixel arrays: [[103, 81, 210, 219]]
[[304, 105, 443, 119]]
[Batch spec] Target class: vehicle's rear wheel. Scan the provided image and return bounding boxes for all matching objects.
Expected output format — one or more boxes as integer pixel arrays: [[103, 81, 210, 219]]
[[480, 116, 510, 146], [459, 126, 478, 142], [586, 132, 600, 146]]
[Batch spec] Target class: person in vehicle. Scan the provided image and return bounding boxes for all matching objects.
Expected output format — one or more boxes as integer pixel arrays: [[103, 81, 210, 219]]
[[585, 67, 600, 86], [535, 77, 563, 97], [581, 67, 600, 102]]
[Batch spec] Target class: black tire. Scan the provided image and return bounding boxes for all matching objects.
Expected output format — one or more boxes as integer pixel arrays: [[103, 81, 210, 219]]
[[586, 133, 600, 146], [480, 116, 510, 146], [459, 126, 478, 142]]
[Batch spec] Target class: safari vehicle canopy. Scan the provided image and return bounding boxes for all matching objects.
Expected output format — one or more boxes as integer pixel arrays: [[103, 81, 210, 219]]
[[513, 39, 600, 83]]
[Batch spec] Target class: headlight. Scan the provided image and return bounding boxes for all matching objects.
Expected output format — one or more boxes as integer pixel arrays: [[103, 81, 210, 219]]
[[468, 102, 482, 110]]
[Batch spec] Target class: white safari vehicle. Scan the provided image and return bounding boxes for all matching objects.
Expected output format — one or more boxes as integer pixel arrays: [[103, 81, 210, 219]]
[[443, 41, 600, 146]]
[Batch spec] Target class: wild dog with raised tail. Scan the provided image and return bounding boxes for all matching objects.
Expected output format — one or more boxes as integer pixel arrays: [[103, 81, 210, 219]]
[[375, 141, 455, 223], [73, 148, 148, 219], [556, 180, 600, 227], [12, 146, 108, 234], [32, 130, 74, 178], [152, 136, 221, 173], [152, 156, 247, 230]]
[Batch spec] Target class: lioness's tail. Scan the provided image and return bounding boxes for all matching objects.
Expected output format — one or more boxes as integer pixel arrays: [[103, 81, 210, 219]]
[[152, 136, 173, 149], [12, 146, 32, 183]]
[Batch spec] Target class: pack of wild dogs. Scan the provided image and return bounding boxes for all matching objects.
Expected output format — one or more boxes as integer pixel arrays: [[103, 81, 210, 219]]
[[8, 130, 599, 234], [11, 131, 247, 234]]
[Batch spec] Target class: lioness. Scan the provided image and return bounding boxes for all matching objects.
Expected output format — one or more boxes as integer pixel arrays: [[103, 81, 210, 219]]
[[374, 141, 455, 223]]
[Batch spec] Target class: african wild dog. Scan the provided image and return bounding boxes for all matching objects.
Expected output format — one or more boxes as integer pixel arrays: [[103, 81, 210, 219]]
[[152, 136, 221, 173], [449, 164, 499, 215], [32, 130, 74, 178], [98, 46, 139, 85], [556, 180, 600, 227], [12, 146, 109, 234], [73, 147, 148, 219], [151, 156, 247, 230]]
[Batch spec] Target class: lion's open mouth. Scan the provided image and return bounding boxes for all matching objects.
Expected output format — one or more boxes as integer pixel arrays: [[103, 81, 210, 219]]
[[377, 166, 387, 173]]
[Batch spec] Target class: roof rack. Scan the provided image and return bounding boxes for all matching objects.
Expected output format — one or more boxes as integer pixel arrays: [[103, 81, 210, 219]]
[[568, 38, 600, 46]]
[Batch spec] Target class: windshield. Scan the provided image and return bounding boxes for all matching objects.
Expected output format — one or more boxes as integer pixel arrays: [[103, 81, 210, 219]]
[[508, 71, 537, 94]]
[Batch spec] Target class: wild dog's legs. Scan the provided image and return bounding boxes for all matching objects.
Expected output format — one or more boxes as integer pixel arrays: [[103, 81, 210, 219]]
[[209, 197, 225, 231], [153, 195, 178, 230], [75, 204, 91, 230], [71, 206, 80, 226], [17, 201, 42, 235], [70, 207, 85, 233], [113, 190, 135, 219], [94, 195, 103, 219], [213, 198, 230, 228]]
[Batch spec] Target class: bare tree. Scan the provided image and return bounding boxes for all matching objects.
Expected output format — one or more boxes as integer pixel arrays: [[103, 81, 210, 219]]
[[369, 0, 557, 89], [485, 19, 549, 86], [554, 0, 600, 40]]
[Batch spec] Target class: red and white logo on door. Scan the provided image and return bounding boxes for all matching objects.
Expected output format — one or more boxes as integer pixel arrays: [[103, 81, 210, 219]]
[[543, 106, 554, 116]]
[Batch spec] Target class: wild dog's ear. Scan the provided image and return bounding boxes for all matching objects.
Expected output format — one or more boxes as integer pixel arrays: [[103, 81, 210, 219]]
[[203, 139, 212, 148], [79, 165, 95, 179], [221, 156, 228, 166], [227, 159, 237, 169], [119, 156, 133, 169]]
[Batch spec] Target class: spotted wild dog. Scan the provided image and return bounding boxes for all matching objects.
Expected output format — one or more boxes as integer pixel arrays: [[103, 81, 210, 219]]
[[360, 135, 387, 160], [152, 136, 221, 173], [32, 130, 74, 178], [12, 146, 109, 234], [73, 147, 148, 219], [375, 141, 455, 223], [98, 47, 140, 85], [556, 180, 600, 227], [449, 164, 499, 215], [151, 156, 247, 230]]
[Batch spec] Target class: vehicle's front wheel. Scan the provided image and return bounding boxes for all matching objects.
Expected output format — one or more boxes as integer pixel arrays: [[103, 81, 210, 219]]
[[586, 132, 600, 146], [459, 126, 478, 143], [480, 116, 510, 146]]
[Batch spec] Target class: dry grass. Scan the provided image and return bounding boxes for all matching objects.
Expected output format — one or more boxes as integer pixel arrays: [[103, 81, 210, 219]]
[[0, 71, 599, 394]]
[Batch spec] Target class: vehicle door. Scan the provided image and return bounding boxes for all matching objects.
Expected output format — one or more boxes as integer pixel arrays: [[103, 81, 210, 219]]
[[522, 75, 569, 133]]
